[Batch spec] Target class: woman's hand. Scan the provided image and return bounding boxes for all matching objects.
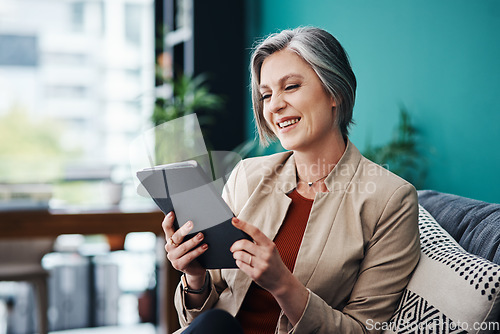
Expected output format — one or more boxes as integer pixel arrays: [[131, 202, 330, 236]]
[[230, 217, 291, 295], [162, 211, 207, 280], [230, 217, 309, 325]]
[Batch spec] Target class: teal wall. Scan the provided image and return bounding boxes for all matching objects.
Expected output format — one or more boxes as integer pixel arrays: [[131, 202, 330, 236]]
[[244, 0, 500, 203]]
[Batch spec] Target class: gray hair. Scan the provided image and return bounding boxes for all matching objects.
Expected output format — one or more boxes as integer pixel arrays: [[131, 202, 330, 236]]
[[250, 27, 357, 146]]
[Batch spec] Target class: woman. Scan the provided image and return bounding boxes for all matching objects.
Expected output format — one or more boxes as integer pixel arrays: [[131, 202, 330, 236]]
[[162, 26, 420, 333]]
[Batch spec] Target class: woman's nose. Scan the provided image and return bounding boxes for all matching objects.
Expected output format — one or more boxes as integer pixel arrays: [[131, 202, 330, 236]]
[[268, 93, 286, 114]]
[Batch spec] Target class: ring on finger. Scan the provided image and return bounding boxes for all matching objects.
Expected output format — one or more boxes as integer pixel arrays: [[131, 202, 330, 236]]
[[169, 236, 179, 247], [249, 255, 252, 266]]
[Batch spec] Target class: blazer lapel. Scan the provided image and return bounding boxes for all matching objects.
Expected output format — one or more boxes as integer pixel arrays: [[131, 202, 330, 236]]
[[237, 152, 297, 240], [293, 141, 362, 287]]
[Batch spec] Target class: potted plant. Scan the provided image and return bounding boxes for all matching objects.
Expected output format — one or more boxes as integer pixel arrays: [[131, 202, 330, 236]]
[[364, 106, 427, 188], [151, 73, 224, 165]]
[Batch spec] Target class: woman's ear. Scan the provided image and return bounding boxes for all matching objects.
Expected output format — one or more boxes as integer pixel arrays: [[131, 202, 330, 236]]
[[331, 96, 337, 108], [331, 98, 339, 127]]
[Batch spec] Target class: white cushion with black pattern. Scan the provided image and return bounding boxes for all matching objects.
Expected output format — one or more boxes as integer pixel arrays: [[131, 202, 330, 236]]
[[383, 205, 500, 333]]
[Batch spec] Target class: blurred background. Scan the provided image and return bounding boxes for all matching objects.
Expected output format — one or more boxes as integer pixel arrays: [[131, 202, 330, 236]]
[[2, 0, 500, 220], [0, 0, 499, 333]]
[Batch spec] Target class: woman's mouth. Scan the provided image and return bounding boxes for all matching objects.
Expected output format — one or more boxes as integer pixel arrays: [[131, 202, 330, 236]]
[[278, 117, 301, 129]]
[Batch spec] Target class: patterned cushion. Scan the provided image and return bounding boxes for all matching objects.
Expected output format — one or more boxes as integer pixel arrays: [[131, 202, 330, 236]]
[[418, 190, 500, 264], [382, 206, 500, 333]]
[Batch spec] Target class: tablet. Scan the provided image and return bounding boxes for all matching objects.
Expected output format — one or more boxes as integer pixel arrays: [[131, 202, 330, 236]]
[[137, 160, 250, 269]]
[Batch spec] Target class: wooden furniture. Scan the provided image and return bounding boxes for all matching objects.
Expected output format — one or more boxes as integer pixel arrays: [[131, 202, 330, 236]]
[[0, 208, 181, 334], [0, 238, 54, 334]]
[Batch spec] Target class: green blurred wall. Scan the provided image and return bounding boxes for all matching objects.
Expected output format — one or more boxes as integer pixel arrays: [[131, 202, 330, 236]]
[[244, 0, 500, 203]]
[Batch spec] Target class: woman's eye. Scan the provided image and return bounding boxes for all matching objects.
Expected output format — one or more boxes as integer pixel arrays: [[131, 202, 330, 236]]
[[260, 94, 271, 101], [285, 84, 300, 91]]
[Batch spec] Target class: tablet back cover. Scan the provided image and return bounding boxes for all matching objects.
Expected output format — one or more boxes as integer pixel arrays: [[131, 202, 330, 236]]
[[137, 161, 250, 269]]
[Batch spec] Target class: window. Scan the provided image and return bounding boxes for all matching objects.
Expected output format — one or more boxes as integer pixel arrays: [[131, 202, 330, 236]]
[[41, 52, 87, 66], [125, 3, 143, 46], [0, 0, 155, 209], [0, 35, 38, 66], [71, 1, 85, 32]]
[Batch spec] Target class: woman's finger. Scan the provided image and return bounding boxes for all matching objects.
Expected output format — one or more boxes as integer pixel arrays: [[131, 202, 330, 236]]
[[171, 243, 209, 271], [232, 250, 254, 267], [232, 217, 269, 245], [167, 232, 204, 258], [161, 211, 176, 240], [165, 220, 194, 253], [230, 239, 259, 255], [235, 258, 253, 272], [173, 220, 194, 241]]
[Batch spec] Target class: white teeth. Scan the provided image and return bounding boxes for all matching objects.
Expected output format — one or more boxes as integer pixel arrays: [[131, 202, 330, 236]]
[[279, 118, 299, 128]]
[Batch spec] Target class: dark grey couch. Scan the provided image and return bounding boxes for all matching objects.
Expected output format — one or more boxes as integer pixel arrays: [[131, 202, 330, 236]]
[[418, 190, 500, 265]]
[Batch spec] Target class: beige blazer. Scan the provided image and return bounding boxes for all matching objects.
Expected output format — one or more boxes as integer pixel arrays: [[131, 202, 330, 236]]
[[174, 141, 420, 333]]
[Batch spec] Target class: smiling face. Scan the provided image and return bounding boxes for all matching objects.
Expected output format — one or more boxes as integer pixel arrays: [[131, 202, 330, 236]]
[[259, 49, 339, 153]]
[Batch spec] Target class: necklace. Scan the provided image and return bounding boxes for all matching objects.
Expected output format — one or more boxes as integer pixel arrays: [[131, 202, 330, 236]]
[[297, 173, 329, 187]]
